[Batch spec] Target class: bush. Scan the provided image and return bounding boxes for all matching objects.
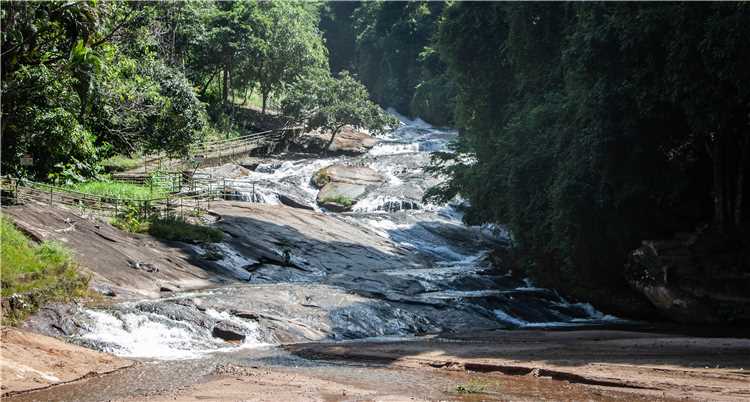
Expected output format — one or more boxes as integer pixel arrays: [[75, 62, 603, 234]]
[[0, 216, 90, 324], [110, 203, 150, 233], [319, 195, 354, 208], [148, 217, 223, 244]]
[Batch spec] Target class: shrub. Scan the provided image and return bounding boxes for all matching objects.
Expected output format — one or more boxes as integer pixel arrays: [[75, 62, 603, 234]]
[[0, 216, 90, 324], [148, 217, 223, 244], [319, 195, 354, 208]]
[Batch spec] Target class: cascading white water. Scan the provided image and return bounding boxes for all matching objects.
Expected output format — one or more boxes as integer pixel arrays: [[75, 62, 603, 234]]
[[77, 306, 267, 360], [76, 111, 621, 360]]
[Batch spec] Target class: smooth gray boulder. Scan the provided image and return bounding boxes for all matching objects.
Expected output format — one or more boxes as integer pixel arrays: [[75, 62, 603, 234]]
[[312, 164, 385, 211]]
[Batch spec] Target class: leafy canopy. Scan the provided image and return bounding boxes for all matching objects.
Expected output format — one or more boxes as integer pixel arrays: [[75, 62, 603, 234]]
[[283, 71, 397, 151]]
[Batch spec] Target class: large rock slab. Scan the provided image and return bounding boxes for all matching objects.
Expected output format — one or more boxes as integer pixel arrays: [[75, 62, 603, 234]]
[[291, 126, 378, 155], [2, 203, 233, 299], [0, 327, 132, 396], [312, 164, 385, 211]]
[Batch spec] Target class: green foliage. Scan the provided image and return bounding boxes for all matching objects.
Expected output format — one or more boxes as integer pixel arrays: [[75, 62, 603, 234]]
[[250, 2, 329, 113], [110, 203, 150, 234], [319, 195, 354, 208], [320, 2, 359, 74], [90, 47, 207, 157], [65, 181, 167, 200], [283, 71, 397, 151], [428, 2, 750, 299], [1, 64, 100, 180], [346, 1, 453, 124], [148, 216, 223, 244], [0, 216, 90, 324], [1, 1, 206, 180]]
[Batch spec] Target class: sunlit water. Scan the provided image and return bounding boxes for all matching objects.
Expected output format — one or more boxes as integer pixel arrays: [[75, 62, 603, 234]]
[[71, 110, 623, 361]]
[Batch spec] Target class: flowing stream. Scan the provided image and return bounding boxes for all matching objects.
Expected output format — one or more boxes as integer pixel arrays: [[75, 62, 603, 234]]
[[63, 112, 621, 361]]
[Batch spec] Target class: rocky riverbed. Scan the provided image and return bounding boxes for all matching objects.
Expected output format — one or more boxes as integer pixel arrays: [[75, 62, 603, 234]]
[[3, 115, 749, 401]]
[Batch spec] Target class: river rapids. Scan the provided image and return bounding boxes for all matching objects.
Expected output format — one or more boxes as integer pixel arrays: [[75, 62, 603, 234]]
[[65, 111, 621, 360]]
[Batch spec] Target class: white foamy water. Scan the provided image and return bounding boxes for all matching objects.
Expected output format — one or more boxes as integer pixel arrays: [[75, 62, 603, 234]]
[[369, 142, 421, 156], [77, 307, 268, 360]]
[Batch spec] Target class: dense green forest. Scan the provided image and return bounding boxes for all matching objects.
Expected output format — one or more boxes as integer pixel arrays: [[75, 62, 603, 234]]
[[1, 0, 389, 181], [322, 2, 749, 316]]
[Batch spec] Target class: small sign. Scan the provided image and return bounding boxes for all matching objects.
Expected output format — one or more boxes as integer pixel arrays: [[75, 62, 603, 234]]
[[20, 155, 33, 166]]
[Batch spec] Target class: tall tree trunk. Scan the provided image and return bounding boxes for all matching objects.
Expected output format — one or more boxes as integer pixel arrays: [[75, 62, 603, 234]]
[[222, 67, 228, 108], [200, 70, 218, 98], [323, 126, 345, 154], [736, 133, 749, 228], [712, 134, 729, 235], [262, 90, 269, 115]]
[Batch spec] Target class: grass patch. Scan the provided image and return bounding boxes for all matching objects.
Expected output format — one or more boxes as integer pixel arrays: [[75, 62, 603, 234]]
[[319, 195, 354, 208], [0, 216, 89, 325], [101, 154, 142, 172], [148, 216, 223, 243], [65, 180, 167, 200], [455, 379, 487, 394]]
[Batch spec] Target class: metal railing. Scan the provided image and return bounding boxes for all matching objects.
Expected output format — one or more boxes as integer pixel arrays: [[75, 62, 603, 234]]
[[137, 127, 299, 173], [0, 177, 265, 220]]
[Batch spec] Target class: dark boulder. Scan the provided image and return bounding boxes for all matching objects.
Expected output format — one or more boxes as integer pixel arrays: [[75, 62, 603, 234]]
[[212, 320, 246, 342], [277, 194, 314, 210]]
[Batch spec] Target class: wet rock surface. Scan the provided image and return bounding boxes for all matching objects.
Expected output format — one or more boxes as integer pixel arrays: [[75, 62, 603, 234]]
[[2, 203, 230, 299], [16, 115, 621, 364], [212, 321, 247, 342]]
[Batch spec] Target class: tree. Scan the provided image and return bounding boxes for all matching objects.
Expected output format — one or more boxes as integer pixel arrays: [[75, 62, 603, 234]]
[[1, 1, 207, 179], [427, 2, 750, 304], [250, 2, 328, 114], [282, 71, 397, 152], [319, 1, 359, 74], [348, 1, 451, 123]]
